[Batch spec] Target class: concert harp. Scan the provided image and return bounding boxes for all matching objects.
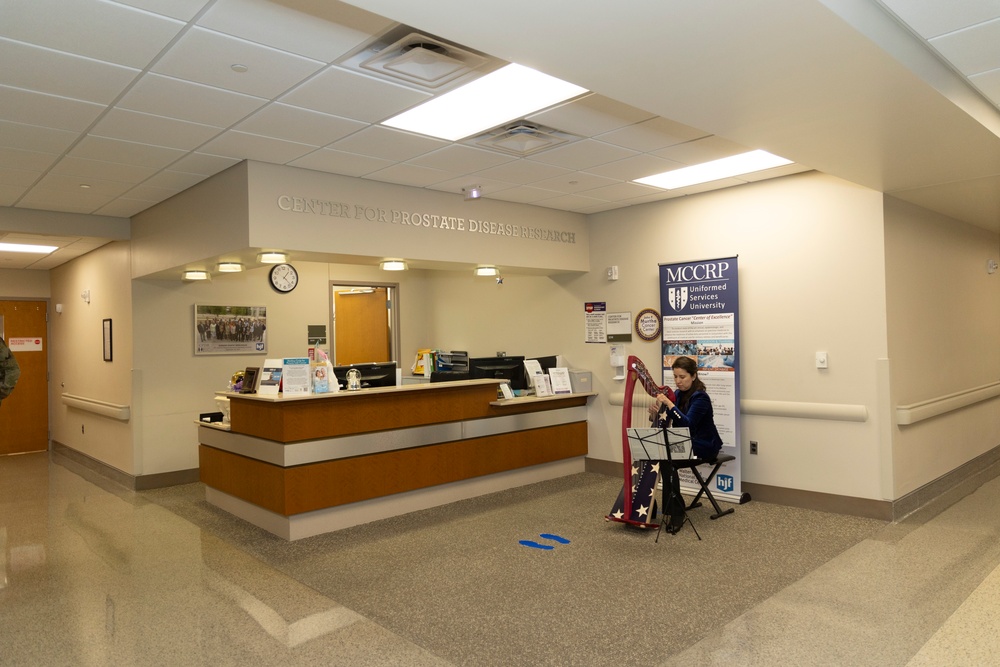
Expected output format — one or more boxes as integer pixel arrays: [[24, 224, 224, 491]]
[[606, 355, 676, 528]]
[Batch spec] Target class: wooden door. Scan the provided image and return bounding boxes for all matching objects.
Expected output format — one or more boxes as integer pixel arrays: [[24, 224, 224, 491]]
[[0, 301, 48, 455], [334, 288, 390, 365]]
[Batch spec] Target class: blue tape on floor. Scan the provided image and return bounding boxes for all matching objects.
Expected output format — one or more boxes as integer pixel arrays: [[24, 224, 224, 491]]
[[519, 540, 555, 550], [539, 533, 570, 544]]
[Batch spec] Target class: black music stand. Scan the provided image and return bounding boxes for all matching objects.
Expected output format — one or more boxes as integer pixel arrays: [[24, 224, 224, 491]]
[[626, 427, 701, 542]]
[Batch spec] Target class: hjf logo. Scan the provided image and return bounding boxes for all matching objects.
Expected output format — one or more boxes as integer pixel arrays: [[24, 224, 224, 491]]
[[256, 342, 265, 351], [717, 474, 734, 493]]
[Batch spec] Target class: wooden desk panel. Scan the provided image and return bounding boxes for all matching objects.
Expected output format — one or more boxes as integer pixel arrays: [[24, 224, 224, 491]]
[[200, 421, 587, 516]]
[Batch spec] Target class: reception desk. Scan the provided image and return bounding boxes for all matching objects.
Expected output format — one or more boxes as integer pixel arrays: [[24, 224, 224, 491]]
[[198, 380, 593, 540]]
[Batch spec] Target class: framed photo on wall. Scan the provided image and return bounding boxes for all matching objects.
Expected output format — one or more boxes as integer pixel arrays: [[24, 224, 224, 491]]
[[194, 304, 268, 356]]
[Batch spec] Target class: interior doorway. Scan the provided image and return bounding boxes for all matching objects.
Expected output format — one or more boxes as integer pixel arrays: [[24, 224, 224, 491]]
[[1, 301, 48, 455], [331, 283, 399, 366]]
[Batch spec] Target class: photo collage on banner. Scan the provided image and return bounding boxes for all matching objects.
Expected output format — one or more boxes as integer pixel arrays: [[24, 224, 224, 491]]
[[659, 257, 742, 501]]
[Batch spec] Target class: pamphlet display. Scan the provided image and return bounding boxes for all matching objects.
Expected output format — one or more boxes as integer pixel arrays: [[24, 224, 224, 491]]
[[548, 367, 573, 394], [533, 374, 554, 397], [282, 357, 311, 395], [258, 359, 283, 395]]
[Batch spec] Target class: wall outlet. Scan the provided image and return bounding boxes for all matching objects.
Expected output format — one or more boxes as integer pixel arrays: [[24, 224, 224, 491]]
[[750, 440, 758, 455]]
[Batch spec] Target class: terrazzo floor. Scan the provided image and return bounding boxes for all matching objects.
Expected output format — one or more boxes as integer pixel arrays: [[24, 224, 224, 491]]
[[2, 451, 999, 666]]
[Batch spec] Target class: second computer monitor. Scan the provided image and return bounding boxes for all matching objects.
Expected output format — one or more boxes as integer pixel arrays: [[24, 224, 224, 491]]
[[468, 356, 527, 391]]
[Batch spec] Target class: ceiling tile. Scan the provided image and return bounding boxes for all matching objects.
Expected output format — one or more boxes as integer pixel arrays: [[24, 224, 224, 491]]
[[0, 146, 59, 172], [280, 67, 431, 122], [970, 68, 1000, 104], [652, 136, 750, 165], [34, 171, 135, 197], [533, 171, 619, 194], [331, 125, 446, 161], [142, 170, 209, 191], [0, 84, 105, 132], [486, 185, 565, 204], [17, 186, 118, 214], [119, 73, 268, 127], [49, 156, 158, 183], [584, 153, 686, 181], [363, 163, 456, 187], [168, 152, 242, 176], [530, 192, 608, 212], [408, 144, 514, 172], [0, 166, 41, 188], [91, 108, 223, 150], [0, 185, 24, 207], [527, 94, 656, 136], [929, 18, 1000, 75], [152, 27, 325, 98], [113, 0, 211, 22], [69, 135, 187, 169], [199, 0, 394, 63], [579, 181, 664, 202], [198, 130, 319, 163], [126, 182, 187, 201], [0, 38, 141, 105], [235, 103, 366, 146], [470, 159, 573, 184], [288, 147, 394, 176], [0, 0, 184, 68], [94, 197, 160, 217], [525, 139, 638, 170], [878, 0, 1000, 39], [0, 120, 78, 154], [597, 116, 709, 152]]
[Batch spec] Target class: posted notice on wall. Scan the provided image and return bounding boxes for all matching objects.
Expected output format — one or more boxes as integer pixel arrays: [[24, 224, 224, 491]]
[[606, 312, 632, 342], [584, 302, 607, 343]]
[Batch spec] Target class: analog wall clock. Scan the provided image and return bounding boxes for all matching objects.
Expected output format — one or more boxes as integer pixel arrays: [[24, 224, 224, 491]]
[[268, 263, 298, 293]]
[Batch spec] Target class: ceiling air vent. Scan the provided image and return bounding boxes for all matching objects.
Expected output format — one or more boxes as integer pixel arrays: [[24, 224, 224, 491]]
[[340, 29, 497, 90], [471, 122, 580, 156]]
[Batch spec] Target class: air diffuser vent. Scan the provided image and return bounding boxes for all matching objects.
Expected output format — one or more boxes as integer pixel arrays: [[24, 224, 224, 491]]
[[471, 122, 580, 156], [338, 28, 498, 91]]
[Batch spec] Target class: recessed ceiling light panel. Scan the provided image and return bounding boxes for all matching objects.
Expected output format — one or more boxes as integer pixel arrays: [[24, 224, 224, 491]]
[[383, 64, 588, 141], [634, 150, 794, 190]]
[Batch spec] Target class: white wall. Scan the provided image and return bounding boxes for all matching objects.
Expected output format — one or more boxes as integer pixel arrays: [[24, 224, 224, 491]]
[[884, 197, 1000, 496]]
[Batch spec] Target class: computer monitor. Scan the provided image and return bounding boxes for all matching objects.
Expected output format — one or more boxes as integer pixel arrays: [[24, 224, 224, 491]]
[[468, 356, 527, 391], [332, 361, 398, 389], [528, 355, 559, 374]]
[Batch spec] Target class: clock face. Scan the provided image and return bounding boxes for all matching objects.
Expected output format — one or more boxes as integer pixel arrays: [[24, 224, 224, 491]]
[[269, 263, 298, 293]]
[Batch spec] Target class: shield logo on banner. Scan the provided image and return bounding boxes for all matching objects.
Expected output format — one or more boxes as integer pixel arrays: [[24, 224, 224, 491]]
[[667, 286, 688, 311]]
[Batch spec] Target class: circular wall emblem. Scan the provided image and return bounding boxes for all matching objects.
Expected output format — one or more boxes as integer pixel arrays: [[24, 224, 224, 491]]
[[634, 308, 661, 342]]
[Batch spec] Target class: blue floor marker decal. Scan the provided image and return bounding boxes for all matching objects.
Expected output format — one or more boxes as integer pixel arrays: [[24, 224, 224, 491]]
[[540, 533, 570, 544], [519, 540, 555, 550]]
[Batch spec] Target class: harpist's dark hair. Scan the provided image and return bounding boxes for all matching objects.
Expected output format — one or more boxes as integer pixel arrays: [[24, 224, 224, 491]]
[[671, 356, 707, 411]]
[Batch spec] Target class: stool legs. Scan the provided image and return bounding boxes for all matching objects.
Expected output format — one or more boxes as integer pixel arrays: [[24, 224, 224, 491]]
[[687, 462, 735, 520]]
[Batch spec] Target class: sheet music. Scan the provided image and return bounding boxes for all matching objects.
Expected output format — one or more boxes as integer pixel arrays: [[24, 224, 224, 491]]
[[626, 427, 692, 461]]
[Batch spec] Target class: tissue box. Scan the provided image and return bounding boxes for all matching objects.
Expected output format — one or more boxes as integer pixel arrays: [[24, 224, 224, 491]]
[[568, 369, 592, 394]]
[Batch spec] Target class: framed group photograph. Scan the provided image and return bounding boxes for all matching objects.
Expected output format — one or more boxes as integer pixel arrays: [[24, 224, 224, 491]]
[[194, 304, 268, 356]]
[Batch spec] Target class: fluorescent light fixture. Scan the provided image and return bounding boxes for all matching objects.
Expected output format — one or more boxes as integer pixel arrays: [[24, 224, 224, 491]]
[[380, 259, 407, 271], [183, 270, 211, 281], [257, 252, 287, 264], [0, 242, 58, 254], [634, 150, 794, 190], [383, 63, 588, 141], [217, 262, 244, 273], [474, 265, 498, 277]]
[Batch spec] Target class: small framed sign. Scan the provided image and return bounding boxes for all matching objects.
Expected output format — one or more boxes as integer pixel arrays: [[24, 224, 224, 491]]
[[102, 319, 113, 362], [634, 308, 661, 342]]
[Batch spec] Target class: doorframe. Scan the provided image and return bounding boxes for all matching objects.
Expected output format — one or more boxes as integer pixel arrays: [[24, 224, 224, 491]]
[[329, 280, 400, 366]]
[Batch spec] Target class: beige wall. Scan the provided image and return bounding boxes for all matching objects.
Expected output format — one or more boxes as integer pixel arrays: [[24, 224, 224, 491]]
[[584, 172, 891, 500], [884, 197, 1000, 496], [42, 165, 1000, 505], [49, 241, 134, 473], [0, 268, 50, 298]]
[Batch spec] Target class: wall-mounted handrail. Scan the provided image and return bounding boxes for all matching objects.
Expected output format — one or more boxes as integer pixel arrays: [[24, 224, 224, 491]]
[[896, 381, 1000, 426], [61, 393, 131, 421], [609, 393, 868, 422]]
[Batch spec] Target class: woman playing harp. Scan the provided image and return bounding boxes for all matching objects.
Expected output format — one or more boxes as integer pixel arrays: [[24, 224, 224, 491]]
[[606, 355, 675, 527]]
